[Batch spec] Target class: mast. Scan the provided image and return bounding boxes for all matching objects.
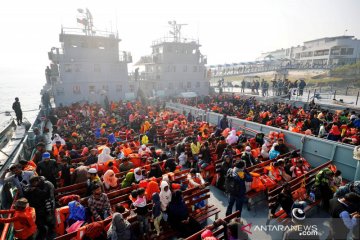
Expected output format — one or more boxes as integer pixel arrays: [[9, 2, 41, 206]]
[[77, 8, 95, 36], [168, 20, 187, 42]]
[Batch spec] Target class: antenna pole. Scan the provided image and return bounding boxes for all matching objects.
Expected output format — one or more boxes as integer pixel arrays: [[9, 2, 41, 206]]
[[168, 20, 187, 42]]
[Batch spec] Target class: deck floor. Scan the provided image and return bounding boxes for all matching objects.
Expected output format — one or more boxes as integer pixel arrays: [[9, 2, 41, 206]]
[[207, 186, 332, 240]]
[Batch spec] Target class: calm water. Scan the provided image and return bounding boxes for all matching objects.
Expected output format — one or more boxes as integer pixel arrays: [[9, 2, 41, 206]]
[[0, 79, 43, 129]]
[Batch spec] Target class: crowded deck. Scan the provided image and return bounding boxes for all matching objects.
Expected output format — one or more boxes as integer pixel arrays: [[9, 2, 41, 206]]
[[0, 98, 359, 240]]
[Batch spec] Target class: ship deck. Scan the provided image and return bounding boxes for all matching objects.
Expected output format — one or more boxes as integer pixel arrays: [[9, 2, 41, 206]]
[[207, 186, 332, 240]]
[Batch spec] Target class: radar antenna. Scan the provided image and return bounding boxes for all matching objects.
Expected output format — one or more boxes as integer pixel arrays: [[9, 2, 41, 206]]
[[77, 8, 95, 36], [168, 20, 187, 42]]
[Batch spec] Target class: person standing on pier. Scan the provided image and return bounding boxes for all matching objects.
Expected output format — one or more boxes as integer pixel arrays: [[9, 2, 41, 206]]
[[12, 97, 23, 126]]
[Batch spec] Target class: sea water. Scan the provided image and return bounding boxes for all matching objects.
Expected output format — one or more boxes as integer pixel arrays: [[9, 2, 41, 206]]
[[0, 78, 43, 129]]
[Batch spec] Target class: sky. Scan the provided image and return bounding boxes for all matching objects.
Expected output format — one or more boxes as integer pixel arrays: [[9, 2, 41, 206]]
[[0, 0, 359, 85]]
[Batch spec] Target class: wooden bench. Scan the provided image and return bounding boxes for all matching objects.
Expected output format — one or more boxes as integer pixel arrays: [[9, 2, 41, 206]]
[[54, 184, 212, 240], [267, 161, 333, 223], [185, 210, 241, 240], [56, 168, 191, 204]]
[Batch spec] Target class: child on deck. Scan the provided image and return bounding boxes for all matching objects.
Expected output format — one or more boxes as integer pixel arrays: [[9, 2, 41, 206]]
[[132, 188, 149, 237], [152, 192, 162, 236]]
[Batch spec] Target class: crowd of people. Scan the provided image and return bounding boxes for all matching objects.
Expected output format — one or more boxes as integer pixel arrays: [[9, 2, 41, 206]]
[[0, 94, 359, 239], [178, 94, 360, 145], [0, 100, 254, 239]]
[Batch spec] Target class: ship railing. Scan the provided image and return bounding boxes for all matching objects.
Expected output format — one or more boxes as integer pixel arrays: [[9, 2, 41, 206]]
[[61, 27, 117, 39], [166, 102, 358, 181], [0, 135, 28, 240], [0, 191, 18, 240], [152, 37, 198, 46]]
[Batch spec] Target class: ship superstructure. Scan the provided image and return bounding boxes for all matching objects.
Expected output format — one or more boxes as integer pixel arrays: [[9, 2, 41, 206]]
[[46, 9, 132, 106], [136, 21, 209, 97]]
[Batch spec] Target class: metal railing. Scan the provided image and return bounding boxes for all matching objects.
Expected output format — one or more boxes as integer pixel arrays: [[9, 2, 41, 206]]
[[166, 102, 359, 181]]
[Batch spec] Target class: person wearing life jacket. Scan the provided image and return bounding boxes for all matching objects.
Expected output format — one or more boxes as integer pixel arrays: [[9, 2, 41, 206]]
[[140, 119, 152, 134], [19, 159, 37, 172], [268, 161, 283, 182], [290, 159, 309, 178], [52, 141, 64, 160], [104, 160, 119, 174], [327, 124, 341, 141], [241, 146, 257, 168], [0, 198, 37, 240]]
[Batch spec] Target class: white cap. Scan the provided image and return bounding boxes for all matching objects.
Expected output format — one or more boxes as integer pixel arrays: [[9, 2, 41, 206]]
[[245, 146, 251, 151], [88, 168, 97, 174], [292, 208, 305, 221]]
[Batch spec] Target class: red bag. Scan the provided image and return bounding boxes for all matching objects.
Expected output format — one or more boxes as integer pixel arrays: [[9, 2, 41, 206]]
[[85, 222, 104, 239]]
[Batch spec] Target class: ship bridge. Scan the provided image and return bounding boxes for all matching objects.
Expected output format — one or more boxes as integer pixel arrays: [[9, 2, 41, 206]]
[[45, 9, 133, 106]]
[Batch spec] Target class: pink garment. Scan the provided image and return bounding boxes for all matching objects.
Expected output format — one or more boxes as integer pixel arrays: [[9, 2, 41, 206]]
[[226, 130, 238, 145], [134, 196, 147, 207], [81, 147, 89, 156], [103, 170, 118, 188]]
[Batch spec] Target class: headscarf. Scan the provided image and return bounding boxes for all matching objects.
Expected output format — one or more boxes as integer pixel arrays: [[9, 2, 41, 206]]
[[108, 213, 131, 240], [98, 147, 113, 164], [159, 180, 172, 211], [226, 130, 238, 145], [81, 147, 89, 156], [134, 167, 144, 182], [103, 170, 118, 188], [148, 163, 163, 178], [52, 133, 66, 145], [261, 143, 270, 159], [145, 179, 160, 201], [121, 172, 135, 188]]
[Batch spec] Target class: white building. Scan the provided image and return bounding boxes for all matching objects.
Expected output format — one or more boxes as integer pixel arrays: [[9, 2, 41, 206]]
[[47, 11, 132, 106], [136, 21, 209, 97], [259, 36, 360, 66]]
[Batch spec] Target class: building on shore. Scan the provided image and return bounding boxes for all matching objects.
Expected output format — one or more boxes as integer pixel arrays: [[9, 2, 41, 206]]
[[259, 35, 360, 67]]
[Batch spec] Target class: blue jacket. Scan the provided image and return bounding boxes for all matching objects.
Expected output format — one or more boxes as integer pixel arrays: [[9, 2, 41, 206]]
[[353, 119, 360, 128]]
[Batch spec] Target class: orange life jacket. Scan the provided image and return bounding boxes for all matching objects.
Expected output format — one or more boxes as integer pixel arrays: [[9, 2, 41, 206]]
[[55, 206, 69, 235], [52, 144, 64, 158], [0, 207, 37, 239]]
